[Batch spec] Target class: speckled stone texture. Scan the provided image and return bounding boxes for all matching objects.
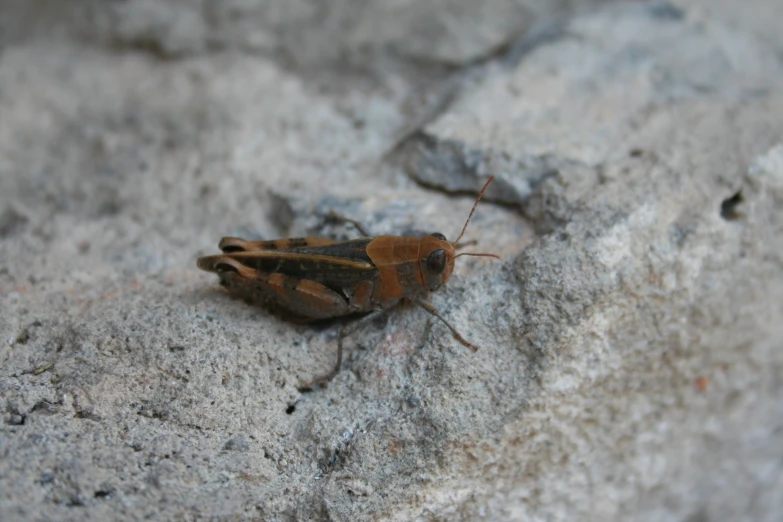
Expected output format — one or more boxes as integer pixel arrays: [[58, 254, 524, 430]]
[[1, 1, 782, 520]]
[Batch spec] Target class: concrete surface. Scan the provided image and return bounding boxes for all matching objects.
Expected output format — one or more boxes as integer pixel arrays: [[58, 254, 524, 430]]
[[1, 0, 782, 520]]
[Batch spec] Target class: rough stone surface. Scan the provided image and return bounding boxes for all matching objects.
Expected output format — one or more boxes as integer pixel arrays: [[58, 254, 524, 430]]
[[1, 1, 782, 521]]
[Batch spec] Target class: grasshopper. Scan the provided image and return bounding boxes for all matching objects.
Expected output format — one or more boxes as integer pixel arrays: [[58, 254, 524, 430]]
[[196, 177, 498, 390]]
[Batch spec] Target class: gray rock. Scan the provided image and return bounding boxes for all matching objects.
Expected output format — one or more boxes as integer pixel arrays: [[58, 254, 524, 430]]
[[1, 1, 782, 521], [223, 436, 250, 452], [82, 0, 564, 65]]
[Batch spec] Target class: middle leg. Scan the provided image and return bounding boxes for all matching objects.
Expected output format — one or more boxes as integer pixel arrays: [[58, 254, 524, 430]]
[[297, 304, 398, 391]]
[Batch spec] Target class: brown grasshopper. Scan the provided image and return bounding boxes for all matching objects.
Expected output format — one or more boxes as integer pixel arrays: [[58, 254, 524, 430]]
[[196, 177, 498, 390]]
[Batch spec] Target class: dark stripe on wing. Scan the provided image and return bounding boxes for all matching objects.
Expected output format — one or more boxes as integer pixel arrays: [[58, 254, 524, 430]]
[[219, 237, 338, 253], [216, 238, 378, 291], [290, 238, 374, 264]]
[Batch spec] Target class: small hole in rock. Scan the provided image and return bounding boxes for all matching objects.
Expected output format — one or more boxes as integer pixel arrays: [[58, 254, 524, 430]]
[[285, 404, 296, 415], [721, 191, 743, 220]]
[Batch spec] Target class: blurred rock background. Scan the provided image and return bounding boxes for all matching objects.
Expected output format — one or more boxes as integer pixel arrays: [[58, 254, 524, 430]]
[[1, 0, 782, 520]]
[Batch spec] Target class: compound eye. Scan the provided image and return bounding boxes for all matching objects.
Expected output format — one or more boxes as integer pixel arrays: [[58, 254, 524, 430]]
[[430, 232, 447, 241], [426, 249, 446, 274]]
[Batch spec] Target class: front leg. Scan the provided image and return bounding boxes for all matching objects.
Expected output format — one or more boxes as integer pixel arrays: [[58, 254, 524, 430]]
[[411, 297, 479, 352]]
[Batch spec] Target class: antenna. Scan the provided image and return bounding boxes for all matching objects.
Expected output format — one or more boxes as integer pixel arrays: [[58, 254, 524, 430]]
[[454, 252, 500, 260], [452, 176, 495, 248]]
